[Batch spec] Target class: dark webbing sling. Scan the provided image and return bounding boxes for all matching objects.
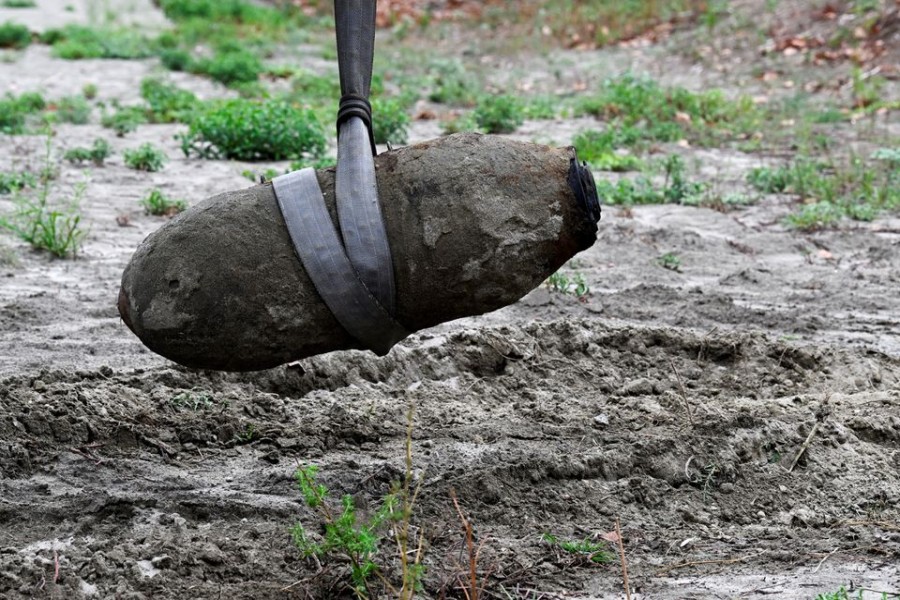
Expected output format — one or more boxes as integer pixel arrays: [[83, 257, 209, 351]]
[[272, 0, 407, 354]]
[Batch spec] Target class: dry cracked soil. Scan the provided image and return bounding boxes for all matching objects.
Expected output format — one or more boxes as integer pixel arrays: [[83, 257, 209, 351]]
[[1, 1, 899, 599]]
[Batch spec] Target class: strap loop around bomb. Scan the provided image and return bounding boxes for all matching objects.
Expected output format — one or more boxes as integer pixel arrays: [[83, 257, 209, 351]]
[[272, 168, 409, 355], [337, 94, 377, 156]]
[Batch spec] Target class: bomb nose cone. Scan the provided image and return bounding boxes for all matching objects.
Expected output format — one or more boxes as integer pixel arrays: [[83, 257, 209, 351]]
[[569, 151, 601, 224]]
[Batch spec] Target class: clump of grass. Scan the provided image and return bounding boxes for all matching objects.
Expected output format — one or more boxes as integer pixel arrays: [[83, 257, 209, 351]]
[[0, 21, 31, 49], [63, 138, 112, 166], [577, 73, 760, 147], [2, 0, 37, 7], [545, 271, 590, 298], [123, 143, 167, 172], [140, 78, 198, 123], [0, 135, 88, 258], [473, 93, 524, 134], [522, 95, 558, 120], [372, 97, 409, 145], [596, 154, 704, 205], [541, 533, 613, 564], [178, 99, 325, 161], [573, 129, 642, 172], [53, 95, 92, 124], [749, 155, 899, 230], [0, 92, 46, 134], [159, 47, 193, 71], [658, 252, 682, 271], [194, 48, 263, 86], [290, 156, 337, 171], [427, 58, 480, 106], [101, 105, 147, 136], [0, 171, 36, 194], [81, 83, 98, 100], [43, 25, 154, 59], [292, 405, 426, 599], [141, 188, 186, 216]]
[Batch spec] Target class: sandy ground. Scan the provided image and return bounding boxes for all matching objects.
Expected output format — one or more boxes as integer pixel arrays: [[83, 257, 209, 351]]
[[1, 1, 900, 599]]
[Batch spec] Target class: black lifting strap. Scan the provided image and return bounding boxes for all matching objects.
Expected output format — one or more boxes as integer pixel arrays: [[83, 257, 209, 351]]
[[272, 0, 408, 354]]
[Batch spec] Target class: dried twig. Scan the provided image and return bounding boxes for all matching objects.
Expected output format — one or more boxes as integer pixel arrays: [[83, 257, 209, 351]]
[[656, 551, 767, 576], [813, 548, 839, 574], [451, 488, 485, 600], [788, 422, 819, 472], [616, 519, 631, 600], [668, 358, 695, 426], [53, 549, 59, 584]]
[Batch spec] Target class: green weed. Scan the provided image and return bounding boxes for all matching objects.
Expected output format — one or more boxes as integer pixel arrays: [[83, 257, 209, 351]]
[[194, 48, 262, 86], [1, 0, 37, 7], [101, 105, 146, 136], [290, 156, 337, 171], [750, 155, 899, 230], [141, 188, 186, 216], [292, 405, 426, 599], [573, 129, 642, 172], [522, 95, 558, 120], [541, 533, 613, 564], [814, 586, 890, 600], [577, 73, 760, 147], [63, 138, 112, 166], [0, 171, 36, 194], [474, 94, 524, 134], [372, 97, 409, 145], [81, 83, 98, 100], [0, 21, 31, 49], [595, 154, 704, 205], [545, 271, 590, 298], [658, 252, 682, 271], [169, 390, 215, 411], [45, 25, 154, 59], [427, 58, 480, 106], [0, 137, 87, 258], [178, 99, 326, 161], [140, 78, 198, 123], [123, 143, 167, 172], [53, 95, 91, 124], [159, 47, 193, 71], [0, 92, 46, 134]]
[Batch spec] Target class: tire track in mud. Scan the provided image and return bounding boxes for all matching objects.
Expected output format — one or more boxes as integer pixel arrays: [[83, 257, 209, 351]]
[[1, 319, 898, 598]]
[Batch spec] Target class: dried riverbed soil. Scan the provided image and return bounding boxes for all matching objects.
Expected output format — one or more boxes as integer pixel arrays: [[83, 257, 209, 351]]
[[1, 1, 900, 599]]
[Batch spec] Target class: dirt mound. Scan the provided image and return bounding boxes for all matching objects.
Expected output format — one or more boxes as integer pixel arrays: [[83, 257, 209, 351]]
[[2, 319, 898, 598]]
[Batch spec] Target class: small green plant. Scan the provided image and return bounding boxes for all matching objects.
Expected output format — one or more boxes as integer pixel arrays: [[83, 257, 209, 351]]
[[0, 92, 46, 134], [290, 156, 337, 171], [473, 93, 524, 134], [541, 533, 613, 564], [101, 105, 147, 136], [140, 188, 186, 216], [427, 58, 479, 106], [658, 252, 682, 271], [813, 586, 888, 600], [169, 390, 215, 411], [0, 21, 31, 49], [159, 47, 193, 71], [573, 129, 642, 172], [124, 143, 167, 172], [0, 171, 36, 194], [179, 99, 326, 161], [576, 73, 760, 148], [46, 25, 154, 59], [783, 201, 843, 231], [661, 154, 705, 204], [140, 78, 198, 123], [0, 189, 86, 258], [63, 138, 112, 166], [292, 405, 426, 599], [53, 95, 91, 124], [372, 97, 409, 145], [545, 271, 590, 298], [194, 48, 262, 86], [2, 0, 37, 7], [0, 135, 88, 258], [81, 83, 98, 100], [522, 96, 557, 120]]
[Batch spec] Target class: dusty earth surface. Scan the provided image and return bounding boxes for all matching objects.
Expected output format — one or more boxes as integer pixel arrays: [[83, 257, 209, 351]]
[[1, 1, 900, 599]]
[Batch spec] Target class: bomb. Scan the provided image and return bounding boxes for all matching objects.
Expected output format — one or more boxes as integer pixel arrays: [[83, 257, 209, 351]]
[[118, 133, 600, 371]]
